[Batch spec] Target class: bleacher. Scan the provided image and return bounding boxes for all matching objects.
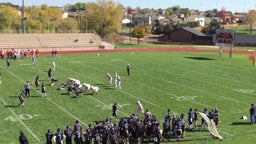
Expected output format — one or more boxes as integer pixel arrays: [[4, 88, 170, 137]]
[[0, 33, 115, 50]]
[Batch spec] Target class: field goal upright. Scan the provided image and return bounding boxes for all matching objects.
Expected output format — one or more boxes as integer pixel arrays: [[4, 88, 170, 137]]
[[215, 29, 235, 59]]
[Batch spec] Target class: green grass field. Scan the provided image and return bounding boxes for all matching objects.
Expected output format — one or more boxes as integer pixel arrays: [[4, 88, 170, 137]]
[[0, 50, 256, 144]]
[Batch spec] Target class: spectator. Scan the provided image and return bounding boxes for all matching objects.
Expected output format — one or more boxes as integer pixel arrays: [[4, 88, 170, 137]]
[[188, 108, 193, 131], [137, 101, 144, 117], [35, 75, 40, 90], [45, 129, 53, 144], [52, 61, 56, 71], [24, 81, 31, 98], [64, 125, 73, 144], [112, 102, 118, 121], [155, 123, 161, 144], [6, 58, 10, 69], [18, 90, 25, 107], [42, 82, 47, 96], [53, 128, 66, 144], [84, 124, 92, 144], [249, 104, 255, 125], [127, 64, 131, 75], [51, 50, 54, 57], [201, 108, 209, 129], [180, 113, 186, 138], [193, 108, 199, 129], [165, 109, 172, 123], [54, 49, 58, 57], [117, 75, 121, 89], [35, 49, 39, 57], [213, 108, 219, 130], [107, 73, 112, 85], [74, 120, 83, 144], [48, 68, 52, 79], [114, 73, 118, 88], [31, 54, 36, 65], [144, 109, 152, 120], [19, 131, 29, 144]]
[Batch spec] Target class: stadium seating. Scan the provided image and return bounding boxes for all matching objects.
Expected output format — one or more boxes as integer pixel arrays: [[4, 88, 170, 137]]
[[0, 33, 115, 50]]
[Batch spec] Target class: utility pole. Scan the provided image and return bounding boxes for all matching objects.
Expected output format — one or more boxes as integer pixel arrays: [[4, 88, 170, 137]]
[[22, 0, 26, 33]]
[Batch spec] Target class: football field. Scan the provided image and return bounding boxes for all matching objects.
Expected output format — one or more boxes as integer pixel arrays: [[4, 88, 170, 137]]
[[0, 49, 256, 144]]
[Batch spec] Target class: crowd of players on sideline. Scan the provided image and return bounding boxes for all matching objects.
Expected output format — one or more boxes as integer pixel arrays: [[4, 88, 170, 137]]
[[20, 105, 219, 144], [20, 101, 220, 144], [1, 50, 221, 143]]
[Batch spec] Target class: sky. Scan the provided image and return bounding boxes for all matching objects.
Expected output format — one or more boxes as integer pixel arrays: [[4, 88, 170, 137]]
[[2, 0, 256, 13]]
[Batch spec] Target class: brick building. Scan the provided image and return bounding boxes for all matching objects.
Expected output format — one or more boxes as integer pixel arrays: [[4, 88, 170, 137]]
[[158, 27, 212, 45]]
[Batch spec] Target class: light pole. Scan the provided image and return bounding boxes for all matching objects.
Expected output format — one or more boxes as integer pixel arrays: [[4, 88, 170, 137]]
[[22, 0, 26, 33], [85, 20, 88, 33]]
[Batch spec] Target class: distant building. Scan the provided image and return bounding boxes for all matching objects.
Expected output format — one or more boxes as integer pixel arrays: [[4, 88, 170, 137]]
[[232, 13, 246, 24], [133, 15, 152, 26], [216, 12, 232, 24], [158, 27, 212, 45], [186, 15, 206, 27]]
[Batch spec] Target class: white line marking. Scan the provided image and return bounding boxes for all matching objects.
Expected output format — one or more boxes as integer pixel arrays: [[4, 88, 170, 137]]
[[3, 67, 88, 129], [0, 98, 40, 142]]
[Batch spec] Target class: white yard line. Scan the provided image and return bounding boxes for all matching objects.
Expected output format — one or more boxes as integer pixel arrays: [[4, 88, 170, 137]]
[[0, 96, 40, 142], [38, 59, 131, 117], [2, 66, 88, 130], [42, 57, 235, 137]]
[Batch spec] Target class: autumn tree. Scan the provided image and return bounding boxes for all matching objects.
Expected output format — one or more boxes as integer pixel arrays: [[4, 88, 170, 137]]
[[57, 18, 78, 33], [85, 0, 123, 38], [0, 5, 20, 33], [25, 6, 42, 33], [65, 2, 86, 12], [165, 7, 174, 17], [245, 10, 256, 34], [39, 5, 63, 33], [132, 26, 147, 44]]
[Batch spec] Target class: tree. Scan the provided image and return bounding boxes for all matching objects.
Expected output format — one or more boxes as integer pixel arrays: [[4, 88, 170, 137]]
[[26, 6, 42, 33], [65, 2, 86, 12], [165, 7, 174, 17], [171, 5, 181, 14], [132, 26, 147, 44], [152, 24, 164, 35], [57, 18, 78, 33], [209, 19, 221, 34], [0, 5, 16, 32], [180, 8, 190, 17], [163, 23, 173, 34], [40, 5, 62, 33], [201, 26, 211, 35], [245, 10, 256, 34], [85, 0, 123, 38]]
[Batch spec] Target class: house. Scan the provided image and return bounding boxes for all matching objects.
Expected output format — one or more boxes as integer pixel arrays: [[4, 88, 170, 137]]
[[216, 12, 232, 24], [62, 12, 68, 19], [169, 14, 185, 24], [232, 13, 246, 23], [158, 27, 212, 45], [186, 15, 206, 27], [151, 14, 165, 22], [133, 15, 152, 26]]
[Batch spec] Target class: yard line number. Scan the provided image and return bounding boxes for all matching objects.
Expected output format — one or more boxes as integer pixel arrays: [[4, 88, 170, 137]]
[[170, 96, 197, 101], [5, 114, 41, 122]]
